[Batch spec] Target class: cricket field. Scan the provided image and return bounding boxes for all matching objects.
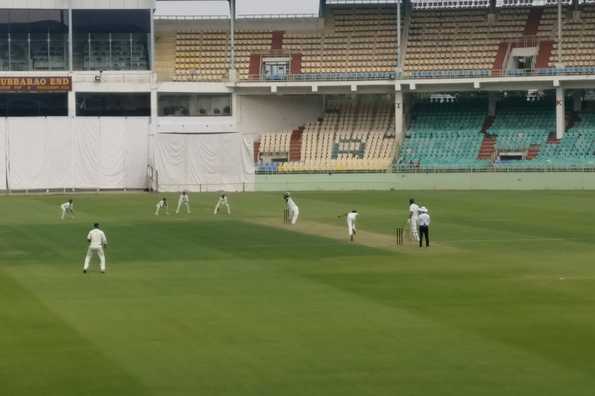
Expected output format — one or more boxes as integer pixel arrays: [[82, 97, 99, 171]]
[[1, 190, 594, 396]]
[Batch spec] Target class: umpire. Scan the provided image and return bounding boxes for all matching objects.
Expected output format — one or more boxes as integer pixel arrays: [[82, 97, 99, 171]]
[[418, 207, 430, 248]]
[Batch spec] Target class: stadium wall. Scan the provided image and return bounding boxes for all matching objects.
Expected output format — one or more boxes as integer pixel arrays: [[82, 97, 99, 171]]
[[255, 173, 595, 191], [237, 95, 323, 136]]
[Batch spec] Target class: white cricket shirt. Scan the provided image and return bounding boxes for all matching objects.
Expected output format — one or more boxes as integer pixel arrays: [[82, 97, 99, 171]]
[[87, 229, 107, 249], [409, 203, 420, 219], [287, 197, 298, 211]]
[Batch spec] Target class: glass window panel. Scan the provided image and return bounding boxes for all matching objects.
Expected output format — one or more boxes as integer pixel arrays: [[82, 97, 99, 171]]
[[73, 10, 150, 71], [0, 34, 8, 71], [89, 33, 110, 70], [73, 33, 90, 70], [111, 33, 131, 70], [73, 10, 150, 33], [158, 94, 232, 117], [76, 93, 151, 117], [131, 33, 149, 70], [0, 10, 68, 71], [0, 10, 9, 34], [9, 33, 29, 71], [8, 10, 30, 33], [0, 93, 68, 117], [30, 32, 49, 70], [49, 32, 68, 70]]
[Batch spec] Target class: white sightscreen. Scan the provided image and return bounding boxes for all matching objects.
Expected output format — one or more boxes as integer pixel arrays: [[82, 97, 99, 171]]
[[155, 133, 255, 192], [4, 117, 150, 190], [0, 119, 6, 191]]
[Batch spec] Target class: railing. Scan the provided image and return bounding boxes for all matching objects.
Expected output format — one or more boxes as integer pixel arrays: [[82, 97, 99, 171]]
[[255, 164, 595, 175], [74, 71, 155, 84], [393, 164, 595, 173], [164, 66, 595, 84], [244, 71, 400, 82]]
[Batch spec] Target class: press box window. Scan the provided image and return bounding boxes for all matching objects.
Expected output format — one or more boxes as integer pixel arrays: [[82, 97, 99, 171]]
[[76, 93, 150, 117], [158, 94, 232, 117], [0, 93, 68, 117]]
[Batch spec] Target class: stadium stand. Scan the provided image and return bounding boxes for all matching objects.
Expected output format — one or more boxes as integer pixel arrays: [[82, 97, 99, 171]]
[[537, 5, 595, 68], [283, 7, 397, 76], [395, 95, 595, 171], [257, 99, 396, 172], [404, 7, 529, 75], [174, 30, 273, 81], [518, 112, 595, 168], [169, 6, 398, 81], [395, 99, 490, 170], [159, 3, 595, 81], [489, 98, 555, 153]]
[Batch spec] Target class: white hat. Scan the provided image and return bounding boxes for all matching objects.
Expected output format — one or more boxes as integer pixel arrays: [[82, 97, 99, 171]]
[[420, 206, 428, 213]]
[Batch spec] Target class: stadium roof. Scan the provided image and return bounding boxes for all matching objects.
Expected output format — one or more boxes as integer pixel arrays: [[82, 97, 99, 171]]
[[155, 0, 403, 19], [155, 0, 321, 19]]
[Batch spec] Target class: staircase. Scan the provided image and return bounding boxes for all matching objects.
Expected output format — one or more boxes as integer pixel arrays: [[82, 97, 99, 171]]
[[478, 134, 497, 160], [547, 132, 561, 144], [527, 144, 540, 160], [481, 115, 495, 133], [493, 43, 509, 73], [566, 111, 578, 130], [535, 41, 553, 68], [524, 8, 543, 36], [253, 141, 261, 162], [271, 31, 284, 51], [288, 128, 303, 161]]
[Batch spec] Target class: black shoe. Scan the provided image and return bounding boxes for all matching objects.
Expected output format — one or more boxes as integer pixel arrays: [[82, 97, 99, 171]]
[[83, 269, 87, 274], [101, 271, 106, 274]]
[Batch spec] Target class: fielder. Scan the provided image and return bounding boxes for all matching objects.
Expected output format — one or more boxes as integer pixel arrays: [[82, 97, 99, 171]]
[[339, 210, 359, 242], [176, 191, 191, 214], [60, 199, 75, 220], [213, 193, 231, 215], [83, 223, 108, 274], [155, 197, 169, 216], [408, 198, 420, 242], [284, 192, 299, 225]]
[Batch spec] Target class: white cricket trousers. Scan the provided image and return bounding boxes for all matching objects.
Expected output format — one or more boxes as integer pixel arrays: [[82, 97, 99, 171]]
[[177, 201, 191, 214], [84, 247, 106, 272], [410, 217, 419, 241], [155, 206, 168, 216], [214, 201, 230, 214], [290, 207, 299, 224], [61, 208, 71, 220], [347, 219, 357, 236]]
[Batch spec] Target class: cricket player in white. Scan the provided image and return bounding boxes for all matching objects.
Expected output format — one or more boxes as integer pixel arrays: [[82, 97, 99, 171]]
[[284, 192, 299, 225], [60, 199, 75, 220], [214, 193, 231, 215], [155, 197, 169, 216], [408, 198, 420, 242], [345, 210, 359, 242], [176, 191, 191, 214], [83, 223, 108, 274]]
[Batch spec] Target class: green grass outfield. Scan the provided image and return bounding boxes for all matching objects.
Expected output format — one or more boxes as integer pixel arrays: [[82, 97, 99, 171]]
[[1, 190, 595, 396]]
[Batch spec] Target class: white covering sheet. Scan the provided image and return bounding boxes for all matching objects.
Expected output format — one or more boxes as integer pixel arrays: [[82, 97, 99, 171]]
[[0, 119, 6, 190], [155, 133, 255, 192], [4, 117, 150, 190]]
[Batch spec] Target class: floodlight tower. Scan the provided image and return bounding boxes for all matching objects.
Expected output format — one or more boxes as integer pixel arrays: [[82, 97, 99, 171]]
[[229, 0, 236, 81], [557, 0, 563, 67]]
